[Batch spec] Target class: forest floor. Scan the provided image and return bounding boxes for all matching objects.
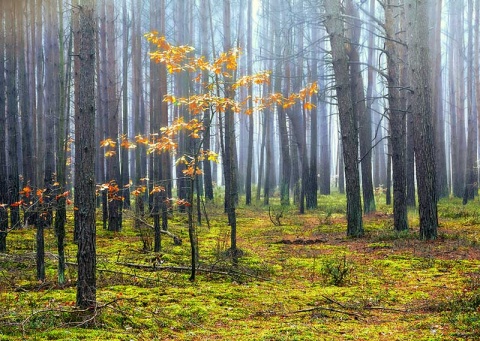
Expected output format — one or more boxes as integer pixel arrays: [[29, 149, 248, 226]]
[[1, 193, 480, 340]]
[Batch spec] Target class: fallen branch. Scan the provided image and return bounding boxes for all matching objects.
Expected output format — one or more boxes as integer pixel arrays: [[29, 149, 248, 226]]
[[116, 262, 270, 281], [364, 306, 408, 313], [286, 306, 362, 319], [134, 218, 182, 245]]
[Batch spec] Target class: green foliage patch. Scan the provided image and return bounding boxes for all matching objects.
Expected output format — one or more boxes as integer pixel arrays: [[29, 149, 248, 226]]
[[1, 196, 480, 340]]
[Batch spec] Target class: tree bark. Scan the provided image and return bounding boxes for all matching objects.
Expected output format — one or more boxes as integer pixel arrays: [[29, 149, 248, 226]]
[[345, 0, 375, 214], [75, 0, 97, 309], [6, 0, 20, 228], [0, 5, 8, 252], [385, 0, 409, 231], [405, 0, 438, 240], [324, 0, 363, 237]]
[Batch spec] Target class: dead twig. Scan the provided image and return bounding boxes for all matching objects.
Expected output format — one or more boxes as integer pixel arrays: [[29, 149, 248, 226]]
[[116, 262, 271, 281], [268, 206, 283, 226], [286, 306, 362, 319]]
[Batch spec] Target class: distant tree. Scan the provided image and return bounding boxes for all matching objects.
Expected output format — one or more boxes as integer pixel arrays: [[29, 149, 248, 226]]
[[121, 0, 131, 209], [75, 0, 97, 309], [451, 0, 466, 198], [273, 0, 291, 206], [430, 0, 448, 199], [463, 0, 477, 204]]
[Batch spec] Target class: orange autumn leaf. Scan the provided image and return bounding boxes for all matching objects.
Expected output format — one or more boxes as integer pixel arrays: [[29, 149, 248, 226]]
[[100, 138, 117, 148], [20, 186, 32, 198], [10, 200, 24, 207]]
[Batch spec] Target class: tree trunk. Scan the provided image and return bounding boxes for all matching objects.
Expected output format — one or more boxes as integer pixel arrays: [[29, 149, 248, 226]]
[[405, 0, 438, 240], [75, 0, 97, 309], [121, 0, 131, 209], [385, 0, 409, 231], [6, 0, 20, 229], [430, 0, 448, 199], [106, 0, 122, 232], [346, 0, 375, 214], [463, 0, 477, 204], [273, 0, 291, 206], [0, 5, 8, 252], [324, 0, 363, 237], [223, 0, 239, 263], [245, 0, 254, 205]]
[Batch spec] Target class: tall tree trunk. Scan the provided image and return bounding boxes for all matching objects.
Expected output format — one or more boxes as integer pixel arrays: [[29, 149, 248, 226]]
[[273, 0, 291, 206], [223, 0, 239, 263], [430, 0, 448, 199], [306, 19, 319, 209], [36, 0, 46, 193], [453, 0, 466, 198], [464, 0, 477, 204], [18, 0, 34, 190], [245, 0, 254, 205], [318, 27, 330, 195], [105, 0, 122, 232], [121, 0, 131, 209], [75, 0, 97, 309], [324, 0, 363, 237], [0, 5, 8, 252], [201, 0, 214, 201], [55, 0, 69, 285], [405, 0, 438, 240], [346, 0, 375, 214], [6, 0, 20, 229], [385, 0, 409, 231]]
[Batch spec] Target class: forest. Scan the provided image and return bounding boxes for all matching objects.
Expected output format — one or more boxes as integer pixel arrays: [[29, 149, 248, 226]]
[[1, 0, 480, 339]]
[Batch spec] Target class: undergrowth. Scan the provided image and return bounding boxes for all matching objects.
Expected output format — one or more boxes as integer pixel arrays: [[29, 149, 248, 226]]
[[0, 194, 479, 340]]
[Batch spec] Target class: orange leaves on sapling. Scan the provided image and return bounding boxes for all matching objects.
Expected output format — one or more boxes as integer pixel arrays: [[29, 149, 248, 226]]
[[132, 186, 147, 197], [20, 186, 32, 198], [150, 186, 165, 195], [100, 138, 117, 148], [120, 136, 136, 149], [10, 200, 24, 208]]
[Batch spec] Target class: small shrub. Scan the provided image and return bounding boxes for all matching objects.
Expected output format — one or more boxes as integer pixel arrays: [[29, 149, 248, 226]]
[[321, 255, 353, 286]]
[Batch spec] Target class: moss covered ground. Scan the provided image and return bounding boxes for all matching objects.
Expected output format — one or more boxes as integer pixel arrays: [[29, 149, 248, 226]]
[[1, 194, 480, 340]]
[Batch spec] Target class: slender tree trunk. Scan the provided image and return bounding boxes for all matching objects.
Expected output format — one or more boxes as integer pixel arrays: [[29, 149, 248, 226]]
[[245, 0, 254, 205], [385, 0, 409, 231], [201, 0, 214, 201], [453, 0, 466, 198], [18, 0, 34, 190], [121, 0, 131, 209], [105, 0, 122, 232], [464, 0, 477, 204], [346, 0, 375, 214], [405, 0, 438, 240], [324, 0, 363, 237], [55, 0, 69, 285], [430, 0, 448, 199], [223, 0, 239, 263], [273, 0, 290, 206], [0, 4, 8, 252], [306, 18, 319, 209], [75, 0, 97, 309], [6, 0, 20, 229]]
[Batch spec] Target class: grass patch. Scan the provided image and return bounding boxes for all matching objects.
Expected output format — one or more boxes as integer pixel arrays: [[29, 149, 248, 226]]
[[0, 195, 479, 339]]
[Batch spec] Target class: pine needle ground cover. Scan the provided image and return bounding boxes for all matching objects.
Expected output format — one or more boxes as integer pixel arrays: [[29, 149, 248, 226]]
[[1, 195, 480, 340]]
